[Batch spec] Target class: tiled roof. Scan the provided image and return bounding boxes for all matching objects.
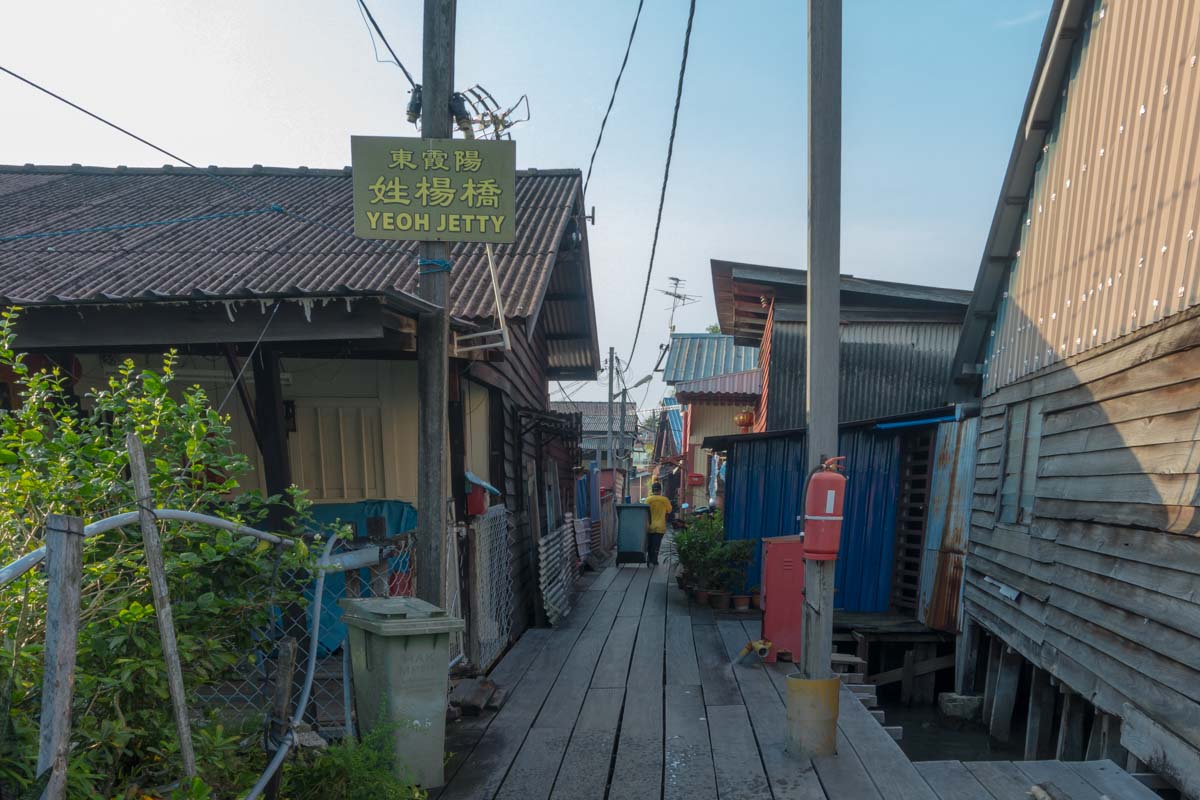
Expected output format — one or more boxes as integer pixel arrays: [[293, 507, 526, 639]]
[[0, 164, 583, 321], [673, 368, 761, 400], [661, 333, 758, 384]]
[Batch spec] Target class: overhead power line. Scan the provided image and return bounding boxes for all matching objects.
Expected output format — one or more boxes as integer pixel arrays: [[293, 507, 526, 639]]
[[583, 0, 646, 196], [626, 0, 697, 368], [355, 0, 418, 88]]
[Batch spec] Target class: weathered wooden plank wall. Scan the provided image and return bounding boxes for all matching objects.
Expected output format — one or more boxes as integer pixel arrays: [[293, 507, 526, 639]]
[[964, 308, 1200, 792]]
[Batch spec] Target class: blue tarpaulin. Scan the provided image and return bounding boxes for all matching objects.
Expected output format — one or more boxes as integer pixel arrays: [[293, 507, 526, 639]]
[[304, 500, 418, 655]]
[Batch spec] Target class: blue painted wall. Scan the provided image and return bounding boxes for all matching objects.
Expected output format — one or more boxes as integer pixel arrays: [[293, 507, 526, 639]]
[[723, 426, 903, 612]]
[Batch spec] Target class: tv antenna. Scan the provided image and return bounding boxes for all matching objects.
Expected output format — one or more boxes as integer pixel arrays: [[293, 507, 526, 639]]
[[656, 276, 700, 334]]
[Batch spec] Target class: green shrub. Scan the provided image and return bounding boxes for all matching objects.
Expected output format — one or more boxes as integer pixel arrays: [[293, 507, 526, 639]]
[[0, 307, 316, 797], [283, 722, 427, 800]]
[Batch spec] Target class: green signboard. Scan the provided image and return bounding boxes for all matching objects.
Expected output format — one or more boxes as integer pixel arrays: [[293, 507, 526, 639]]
[[351, 135, 516, 243]]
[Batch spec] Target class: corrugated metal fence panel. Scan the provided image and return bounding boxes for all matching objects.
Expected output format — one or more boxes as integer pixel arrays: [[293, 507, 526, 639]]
[[984, 0, 1200, 394], [917, 416, 979, 632], [834, 429, 902, 613], [723, 427, 902, 612], [768, 321, 961, 428]]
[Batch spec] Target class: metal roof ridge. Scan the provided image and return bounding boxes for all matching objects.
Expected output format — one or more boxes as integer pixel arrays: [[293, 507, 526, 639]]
[[0, 163, 584, 179]]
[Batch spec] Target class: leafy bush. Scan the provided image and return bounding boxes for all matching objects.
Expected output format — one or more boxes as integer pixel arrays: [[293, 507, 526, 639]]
[[673, 512, 725, 588], [283, 722, 427, 800], [0, 308, 316, 797]]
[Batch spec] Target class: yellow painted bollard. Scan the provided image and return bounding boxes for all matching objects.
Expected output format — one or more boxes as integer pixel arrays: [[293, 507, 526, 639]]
[[785, 674, 840, 758]]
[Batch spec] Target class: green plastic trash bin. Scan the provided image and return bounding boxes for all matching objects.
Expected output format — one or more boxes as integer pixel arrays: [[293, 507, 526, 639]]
[[339, 597, 465, 788]]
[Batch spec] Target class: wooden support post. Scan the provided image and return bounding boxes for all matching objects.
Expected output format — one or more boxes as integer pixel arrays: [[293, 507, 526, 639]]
[[36, 514, 84, 800], [415, 0, 457, 608], [988, 647, 1021, 743], [127, 434, 196, 778], [1085, 712, 1125, 763], [800, 0, 841, 686], [900, 649, 916, 705], [1025, 666, 1056, 760], [956, 616, 981, 695], [263, 637, 298, 800], [982, 636, 1001, 725], [913, 643, 937, 705], [1056, 690, 1085, 760]]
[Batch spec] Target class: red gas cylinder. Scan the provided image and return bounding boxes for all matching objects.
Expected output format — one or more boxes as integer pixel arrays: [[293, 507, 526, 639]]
[[803, 457, 846, 561]]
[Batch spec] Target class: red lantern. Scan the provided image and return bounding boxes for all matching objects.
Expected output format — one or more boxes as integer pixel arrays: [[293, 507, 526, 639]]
[[733, 409, 755, 433]]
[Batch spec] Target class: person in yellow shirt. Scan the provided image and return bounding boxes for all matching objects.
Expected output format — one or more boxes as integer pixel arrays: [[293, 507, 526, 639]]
[[645, 482, 672, 566]]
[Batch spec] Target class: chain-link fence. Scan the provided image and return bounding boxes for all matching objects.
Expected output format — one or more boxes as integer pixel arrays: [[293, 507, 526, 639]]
[[468, 504, 513, 673]]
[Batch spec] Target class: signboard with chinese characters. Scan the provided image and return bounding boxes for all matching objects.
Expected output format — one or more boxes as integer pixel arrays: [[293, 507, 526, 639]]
[[351, 136, 516, 243]]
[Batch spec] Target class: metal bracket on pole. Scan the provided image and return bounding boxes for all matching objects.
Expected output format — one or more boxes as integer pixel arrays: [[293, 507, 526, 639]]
[[454, 243, 511, 354]]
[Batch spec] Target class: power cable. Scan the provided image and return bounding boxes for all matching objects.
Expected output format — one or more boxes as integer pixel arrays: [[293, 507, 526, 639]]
[[626, 0, 697, 369], [583, 0, 645, 196], [355, 0, 418, 88]]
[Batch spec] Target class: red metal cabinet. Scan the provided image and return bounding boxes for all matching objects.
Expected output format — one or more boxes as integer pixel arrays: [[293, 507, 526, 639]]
[[761, 535, 805, 663]]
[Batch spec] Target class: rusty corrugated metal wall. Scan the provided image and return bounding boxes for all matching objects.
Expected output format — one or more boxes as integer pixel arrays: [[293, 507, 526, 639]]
[[985, 0, 1200, 394], [917, 416, 979, 633]]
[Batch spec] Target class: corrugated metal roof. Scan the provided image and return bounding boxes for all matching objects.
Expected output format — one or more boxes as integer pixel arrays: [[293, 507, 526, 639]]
[[548, 400, 638, 435], [661, 333, 758, 384], [0, 164, 583, 322], [712, 259, 972, 344], [673, 369, 761, 401], [766, 321, 961, 428]]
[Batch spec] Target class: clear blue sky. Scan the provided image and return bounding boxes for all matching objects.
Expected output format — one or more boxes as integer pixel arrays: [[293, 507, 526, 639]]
[[0, 1, 1049, 406]]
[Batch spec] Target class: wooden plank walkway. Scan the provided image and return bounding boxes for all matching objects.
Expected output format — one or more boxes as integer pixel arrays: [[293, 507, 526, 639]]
[[437, 565, 1153, 799]]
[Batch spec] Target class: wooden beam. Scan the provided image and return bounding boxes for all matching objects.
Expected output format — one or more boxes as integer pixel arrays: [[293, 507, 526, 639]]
[[36, 514, 84, 800], [988, 647, 1022, 743], [1056, 691, 1086, 760], [868, 653, 955, 687], [1025, 667, 1056, 760]]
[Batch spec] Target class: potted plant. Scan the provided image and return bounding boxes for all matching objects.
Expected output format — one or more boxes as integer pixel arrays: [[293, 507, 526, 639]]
[[750, 585, 762, 610], [723, 539, 755, 611]]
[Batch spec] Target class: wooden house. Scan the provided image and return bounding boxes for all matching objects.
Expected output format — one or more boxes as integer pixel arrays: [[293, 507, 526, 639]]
[[0, 163, 600, 643], [950, 1, 1200, 792]]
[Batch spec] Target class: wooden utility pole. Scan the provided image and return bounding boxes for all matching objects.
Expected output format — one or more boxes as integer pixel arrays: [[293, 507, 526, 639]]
[[416, 0, 457, 606], [801, 0, 841, 683]]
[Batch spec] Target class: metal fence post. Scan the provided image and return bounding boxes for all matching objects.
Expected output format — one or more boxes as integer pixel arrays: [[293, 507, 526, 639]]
[[36, 513, 84, 800]]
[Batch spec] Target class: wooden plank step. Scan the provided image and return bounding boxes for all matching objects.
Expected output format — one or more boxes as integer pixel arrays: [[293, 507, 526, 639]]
[[883, 725, 903, 741], [839, 672, 865, 684], [871, 709, 885, 724]]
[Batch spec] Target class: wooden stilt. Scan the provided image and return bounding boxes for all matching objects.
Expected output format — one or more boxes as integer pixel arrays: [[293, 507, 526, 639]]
[[988, 647, 1021, 743], [1024, 666, 1056, 760], [956, 617, 981, 695], [981, 637, 1001, 725], [1056, 690, 1085, 760]]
